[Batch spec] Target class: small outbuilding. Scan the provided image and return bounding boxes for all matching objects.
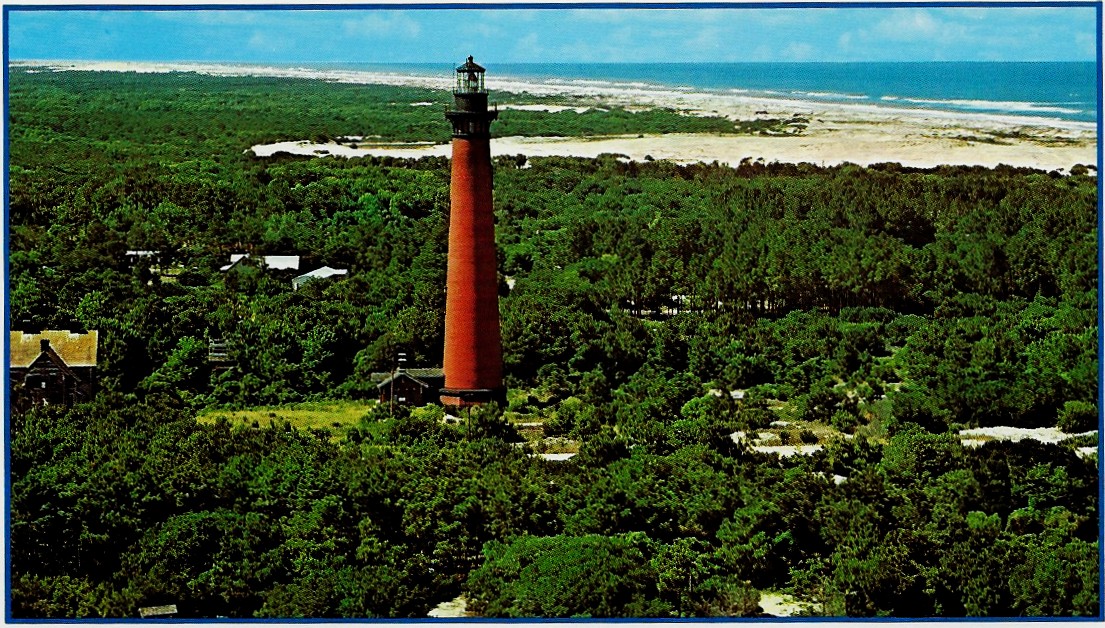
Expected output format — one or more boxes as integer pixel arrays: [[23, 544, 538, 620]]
[[375, 368, 445, 407]]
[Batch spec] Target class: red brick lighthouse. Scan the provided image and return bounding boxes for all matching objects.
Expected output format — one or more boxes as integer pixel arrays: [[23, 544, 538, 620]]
[[440, 56, 505, 408]]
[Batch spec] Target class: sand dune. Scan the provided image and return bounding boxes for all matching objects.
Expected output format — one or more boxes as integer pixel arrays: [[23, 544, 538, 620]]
[[252, 129, 1095, 171]]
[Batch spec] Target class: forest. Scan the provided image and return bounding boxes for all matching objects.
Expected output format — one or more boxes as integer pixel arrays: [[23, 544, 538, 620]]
[[6, 67, 1101, 618]]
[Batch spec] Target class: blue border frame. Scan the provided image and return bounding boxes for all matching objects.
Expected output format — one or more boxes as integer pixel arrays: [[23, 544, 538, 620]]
[[3, 1, 1103, 623], [3, 2, 9, 622], [1, 1, 1102, 9], [1096, 1, 1104, 622]]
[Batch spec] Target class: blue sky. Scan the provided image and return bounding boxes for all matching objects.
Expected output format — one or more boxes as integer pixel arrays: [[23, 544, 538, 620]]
[[6, 6, 1098, 63]]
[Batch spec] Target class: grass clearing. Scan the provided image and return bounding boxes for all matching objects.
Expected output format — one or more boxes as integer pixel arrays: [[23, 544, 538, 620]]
[[198, 400, 378, 435], [532, 437, 581, 455]]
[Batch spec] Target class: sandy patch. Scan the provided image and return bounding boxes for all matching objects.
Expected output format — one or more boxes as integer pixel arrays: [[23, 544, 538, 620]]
[[252, 126, 1094, 171], [751, 444, 824, 457], [958, 426, 1097, 446], [252, 139, 447, 159], [500, 103, 599, 114], [731, 430, 825, 457], [534, 452, 577, 461], [427, 595, 470, 618], [759, 591, 819, 617]]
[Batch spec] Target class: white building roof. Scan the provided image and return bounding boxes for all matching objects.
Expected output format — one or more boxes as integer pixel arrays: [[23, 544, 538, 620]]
[[263, 256, 300, 270], [293, 266, 349, 290], [221, 254, 301, 272]]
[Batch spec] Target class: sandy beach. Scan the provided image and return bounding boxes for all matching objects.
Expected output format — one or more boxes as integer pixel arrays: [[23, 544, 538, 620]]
[[18, 60, 1098, 170]]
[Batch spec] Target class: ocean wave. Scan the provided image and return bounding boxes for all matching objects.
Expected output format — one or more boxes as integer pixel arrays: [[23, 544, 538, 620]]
[[796, 90, 868, 101], [544, 78, 661, 91], [880, 95, 1086, 116]]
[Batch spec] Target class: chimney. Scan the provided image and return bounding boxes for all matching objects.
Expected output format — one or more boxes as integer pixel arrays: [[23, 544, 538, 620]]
[[40, 338, 50, 353]]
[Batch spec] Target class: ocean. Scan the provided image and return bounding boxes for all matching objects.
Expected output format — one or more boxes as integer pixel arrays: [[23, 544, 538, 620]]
[[318, 61, 1098, 124], [21, 60, 1098, 125]]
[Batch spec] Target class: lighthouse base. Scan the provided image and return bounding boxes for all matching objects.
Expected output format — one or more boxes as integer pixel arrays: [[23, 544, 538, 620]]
[[440, 387, 508, 409]]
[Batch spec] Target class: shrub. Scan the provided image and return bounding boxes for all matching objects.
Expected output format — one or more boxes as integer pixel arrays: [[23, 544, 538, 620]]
[[465, 534, 671, 617], [1057, 401, 1098, 433], [831, 409, 858, 434]]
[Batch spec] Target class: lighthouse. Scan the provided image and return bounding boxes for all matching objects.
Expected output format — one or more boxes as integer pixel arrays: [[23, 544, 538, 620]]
[[440, 56, 506, 408]]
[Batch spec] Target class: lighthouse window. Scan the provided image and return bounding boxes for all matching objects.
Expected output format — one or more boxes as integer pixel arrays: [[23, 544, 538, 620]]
[[457, 73, 483, 93]]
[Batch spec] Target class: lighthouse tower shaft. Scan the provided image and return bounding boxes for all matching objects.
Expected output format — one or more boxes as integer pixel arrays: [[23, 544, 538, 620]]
[[440, 57, 505, 408]]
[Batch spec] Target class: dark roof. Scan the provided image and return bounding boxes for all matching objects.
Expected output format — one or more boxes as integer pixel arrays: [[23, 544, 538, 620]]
[[456, 55, 485, 73], [406, 367, 445, 379], [26, 347, 83, 382], [376, 368, 445, 389]]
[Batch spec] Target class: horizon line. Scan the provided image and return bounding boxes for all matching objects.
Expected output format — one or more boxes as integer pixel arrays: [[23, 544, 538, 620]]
[[10, 57, 1098, 64]]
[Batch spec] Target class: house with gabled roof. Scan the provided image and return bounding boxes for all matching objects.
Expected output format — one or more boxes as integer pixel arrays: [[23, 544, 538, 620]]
[[9, 330, 98, 413], [373, 367, 445, 407]]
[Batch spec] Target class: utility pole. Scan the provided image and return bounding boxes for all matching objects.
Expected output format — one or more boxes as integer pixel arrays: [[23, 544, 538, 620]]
[[390, 351, 407, 416]]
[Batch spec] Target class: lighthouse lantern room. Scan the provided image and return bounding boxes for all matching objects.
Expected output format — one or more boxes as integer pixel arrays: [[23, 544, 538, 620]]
[[455, 55, 486, 93], [446, 56, 498, 138]]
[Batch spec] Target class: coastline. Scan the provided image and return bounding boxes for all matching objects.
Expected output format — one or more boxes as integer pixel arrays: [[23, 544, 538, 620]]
[[16, 59, 1098, 170]]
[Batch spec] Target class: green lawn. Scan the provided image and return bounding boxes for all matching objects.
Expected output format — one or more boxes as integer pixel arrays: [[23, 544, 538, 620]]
[[198, 400, 378, 434]]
